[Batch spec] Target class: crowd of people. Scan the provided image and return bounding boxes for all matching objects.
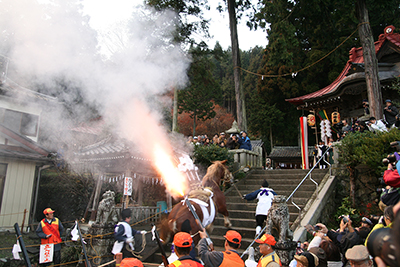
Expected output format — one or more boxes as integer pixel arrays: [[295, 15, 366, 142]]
[[337, 99, 400, 140], [187, 131, 252, 151]]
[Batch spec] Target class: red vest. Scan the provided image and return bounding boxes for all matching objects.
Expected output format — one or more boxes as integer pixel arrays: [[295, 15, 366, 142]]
[[169, 259, 203, 267], [220, 251, 245, 267], [40, 218, 62, 245]]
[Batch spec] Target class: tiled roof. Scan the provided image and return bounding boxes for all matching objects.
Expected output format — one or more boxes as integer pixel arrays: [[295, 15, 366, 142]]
[[251, 139, 264, 148], [268, 146, 314, 158], [286, 25, 400, 105]]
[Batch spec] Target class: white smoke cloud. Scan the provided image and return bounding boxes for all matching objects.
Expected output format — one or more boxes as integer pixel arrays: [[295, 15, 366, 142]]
[[0, 0, 190, 159]]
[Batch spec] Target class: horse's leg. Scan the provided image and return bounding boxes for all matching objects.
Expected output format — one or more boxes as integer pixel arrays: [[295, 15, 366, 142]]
[[213, 191, 231, 228]]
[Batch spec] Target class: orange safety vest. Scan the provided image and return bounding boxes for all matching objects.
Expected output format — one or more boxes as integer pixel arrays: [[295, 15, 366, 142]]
[[40, 218, 62, 245], [257, 252, 281, 267], [169, 259, 203, 267], [220, 251, 245, 267]]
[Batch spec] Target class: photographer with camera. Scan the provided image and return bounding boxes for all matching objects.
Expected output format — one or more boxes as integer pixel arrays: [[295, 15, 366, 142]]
[[384, 99, 398, 128], [313, 216, 370, 266], [366, 117, 388, 133]]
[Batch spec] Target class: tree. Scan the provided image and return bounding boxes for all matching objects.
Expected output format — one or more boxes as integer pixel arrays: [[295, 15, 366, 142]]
[[145, 0, 210, 45], [178, 44, 219, 136], [356, 0, 382, 120], [227, 0, 247, 131]]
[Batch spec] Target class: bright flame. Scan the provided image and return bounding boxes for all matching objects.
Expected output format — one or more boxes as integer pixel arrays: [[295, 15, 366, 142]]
[[117, 98, 189, 198], [152, 143, 188, 198]]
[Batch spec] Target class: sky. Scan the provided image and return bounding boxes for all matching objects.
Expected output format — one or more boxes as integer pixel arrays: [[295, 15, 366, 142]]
[[82, 0, 268, 51]]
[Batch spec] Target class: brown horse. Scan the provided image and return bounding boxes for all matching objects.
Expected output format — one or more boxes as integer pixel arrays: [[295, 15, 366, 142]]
[[159, 160, 232, 245]]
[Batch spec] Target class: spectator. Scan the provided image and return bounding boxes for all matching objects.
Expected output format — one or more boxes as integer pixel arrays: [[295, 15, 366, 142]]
[[187, 136, 193, 144], [305, 225, 341, 264], [317, 216, 370, 266], [382, 161, 400, 188], [226, 134, 239, 150], [198, 229, 245, 267], [193, 136, 201, 145], [345, 245, 372, 267], [238, 131, 252, 150], [294, 252, 319, 267], [380, 186, 400, 208], [212, 134, 220, 145], [383, 99, 398, 128], [255, 234, 281, 267], [168, 232, 203, 267], [219, 132, 227, 145], [243, 180, 277, 237], [366, 117, 388, 133], [219, 141, 226, 148], [342, 119, 351, 133], [363, 99, 370, 116], [203, 138, 211, 146], [317, 142, 328, 169], [364, 205, 394, 246]]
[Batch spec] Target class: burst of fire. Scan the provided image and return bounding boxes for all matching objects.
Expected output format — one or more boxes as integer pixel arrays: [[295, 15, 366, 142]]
[[152, 143, 188, 198]]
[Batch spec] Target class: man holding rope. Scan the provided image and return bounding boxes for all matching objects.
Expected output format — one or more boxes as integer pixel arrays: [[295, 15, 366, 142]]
[[36, 208, 64, 265], [112, 209, 147, 258]]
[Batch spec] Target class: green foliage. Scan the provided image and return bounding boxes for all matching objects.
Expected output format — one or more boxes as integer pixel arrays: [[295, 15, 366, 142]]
[[337, 129, 400, 176], [193, 144, 234, 169], [178, 44, 219, 135], [334, 196, 359, 222]]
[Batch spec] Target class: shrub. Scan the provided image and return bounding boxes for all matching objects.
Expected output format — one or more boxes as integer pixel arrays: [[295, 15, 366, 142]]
[[192, 144, 234, 170]]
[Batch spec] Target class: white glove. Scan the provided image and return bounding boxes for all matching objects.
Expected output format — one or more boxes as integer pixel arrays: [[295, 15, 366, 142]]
[[141, 231, 147, 235], [378, 216, 384, 225], [126, 237, 134, 243]]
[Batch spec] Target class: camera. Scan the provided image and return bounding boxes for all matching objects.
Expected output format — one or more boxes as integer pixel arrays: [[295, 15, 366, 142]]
[[339, 215, 349, 223], [366, 227, 399, 267], [382, 154, 397, 166], [313, 225, 320, 231]]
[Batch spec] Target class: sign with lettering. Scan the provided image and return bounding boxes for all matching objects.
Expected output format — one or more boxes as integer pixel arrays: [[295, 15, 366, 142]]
[[124, 177, 133, 196], [39, 243, 54, 264]]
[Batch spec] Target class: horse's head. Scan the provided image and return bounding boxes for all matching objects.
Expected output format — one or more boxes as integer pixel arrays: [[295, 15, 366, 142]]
[[202, 160, 232, 187]]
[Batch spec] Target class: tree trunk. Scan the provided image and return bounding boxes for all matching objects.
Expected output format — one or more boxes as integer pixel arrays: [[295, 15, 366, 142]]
[[356, 0, 382, 120], [227, 0, 247, 131], [172, 87, 178, 132], [192, 113, 197, 137]]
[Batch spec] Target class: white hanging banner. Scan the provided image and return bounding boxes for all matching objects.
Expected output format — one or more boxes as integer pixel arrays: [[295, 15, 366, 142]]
[[124, 177, 133, 196], [39, 243, 54, 264]]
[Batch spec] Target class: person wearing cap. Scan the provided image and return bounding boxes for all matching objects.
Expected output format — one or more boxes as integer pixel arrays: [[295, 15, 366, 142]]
[[112, 209, 147, 258], [243, 180, 277, 237], [198, 229, 245, 267], [219, 132, 227, 146], [294, 251, 319, 267], [345, 245, 372, 267], [238, 131, 251, 150], [255, 234, 281, 267], [36, 208, 64, 265], [384, 99, 398, 128], [120, 258, 144, 267], [168, 232, 203, 267]]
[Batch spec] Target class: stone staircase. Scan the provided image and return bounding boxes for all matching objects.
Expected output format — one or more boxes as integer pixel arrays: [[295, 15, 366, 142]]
[[144, 168, 329, 265], [209, 168, 328, 253]]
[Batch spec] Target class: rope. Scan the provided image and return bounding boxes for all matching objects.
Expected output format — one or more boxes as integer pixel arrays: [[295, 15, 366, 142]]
[[98, 259, 116, 267], [126, 232, 146, 258], [235, 22, 370, 78]]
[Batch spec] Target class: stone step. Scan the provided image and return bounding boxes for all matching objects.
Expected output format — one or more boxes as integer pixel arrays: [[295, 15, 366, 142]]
[[225, 196, 310, 206], [226, 202, 304, 213], [249, 169, 328, 175], [237, 182, 322, 191], [241, 177, 324, 186], [226, 188, 317, 198]]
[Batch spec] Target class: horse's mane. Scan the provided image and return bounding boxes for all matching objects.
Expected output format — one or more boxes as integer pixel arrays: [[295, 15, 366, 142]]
[[202, 160, 226, 187]]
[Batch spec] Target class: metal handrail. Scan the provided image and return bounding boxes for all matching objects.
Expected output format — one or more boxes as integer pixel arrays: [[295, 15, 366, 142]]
[[286, 146, 332, 208]]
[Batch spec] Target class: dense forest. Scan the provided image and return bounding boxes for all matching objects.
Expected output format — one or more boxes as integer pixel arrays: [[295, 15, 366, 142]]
[[156, 0, 400, 152]]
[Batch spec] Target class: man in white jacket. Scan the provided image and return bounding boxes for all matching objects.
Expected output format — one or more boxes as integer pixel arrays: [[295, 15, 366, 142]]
[[367, 117, 388, 133], [243, 180, 277, 236]]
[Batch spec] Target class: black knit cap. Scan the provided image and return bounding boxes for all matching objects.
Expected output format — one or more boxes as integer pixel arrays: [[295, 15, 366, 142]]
[[262, 180, 269, 187]]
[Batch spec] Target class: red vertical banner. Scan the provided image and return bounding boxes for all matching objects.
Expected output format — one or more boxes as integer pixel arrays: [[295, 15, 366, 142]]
[[300, 117, 309, 169]]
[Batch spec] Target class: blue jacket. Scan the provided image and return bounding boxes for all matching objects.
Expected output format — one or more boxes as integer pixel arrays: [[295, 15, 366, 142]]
[[238, 136, 251, 150]]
